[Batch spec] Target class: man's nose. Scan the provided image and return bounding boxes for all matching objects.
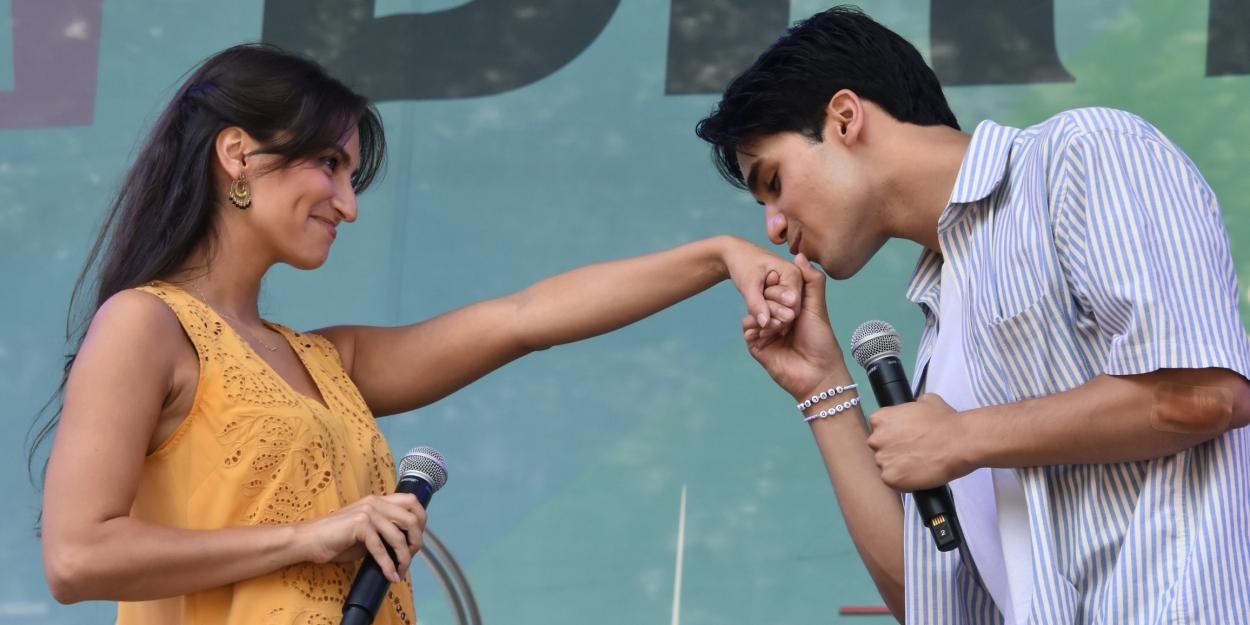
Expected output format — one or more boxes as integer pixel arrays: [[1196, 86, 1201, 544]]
[[765, 205, 788, 245]]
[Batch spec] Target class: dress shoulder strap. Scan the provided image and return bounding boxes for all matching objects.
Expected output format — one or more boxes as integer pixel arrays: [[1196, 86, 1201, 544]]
[[134, 281, 223, 364]]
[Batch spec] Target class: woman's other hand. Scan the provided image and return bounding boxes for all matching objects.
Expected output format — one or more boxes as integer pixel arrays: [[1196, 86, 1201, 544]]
[[297, 493, 428, 583]]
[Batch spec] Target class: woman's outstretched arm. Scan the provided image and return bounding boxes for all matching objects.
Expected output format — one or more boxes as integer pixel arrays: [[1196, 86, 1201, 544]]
[[320, 235, 802, 416], [42, 291, 427, 603]]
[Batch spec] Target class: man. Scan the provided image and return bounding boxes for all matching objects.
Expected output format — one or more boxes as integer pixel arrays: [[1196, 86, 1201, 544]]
[[697, 7, 1250, 624]]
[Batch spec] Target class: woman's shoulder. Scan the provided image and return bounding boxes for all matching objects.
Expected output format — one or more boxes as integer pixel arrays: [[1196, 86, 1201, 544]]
[[92, 288, 186, 343], [76, 288, 195, 385]]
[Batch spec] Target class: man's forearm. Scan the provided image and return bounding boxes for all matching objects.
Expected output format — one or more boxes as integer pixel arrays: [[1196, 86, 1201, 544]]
[[960, 368, 1250, 471], [806, 371, 906, 622]]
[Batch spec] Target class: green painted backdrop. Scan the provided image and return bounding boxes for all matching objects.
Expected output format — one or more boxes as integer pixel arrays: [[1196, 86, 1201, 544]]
[[1, 0, 1244, 623]]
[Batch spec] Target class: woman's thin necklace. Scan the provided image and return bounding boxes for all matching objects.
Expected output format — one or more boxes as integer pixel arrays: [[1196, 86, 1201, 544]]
[[188, 283, 280, 352]]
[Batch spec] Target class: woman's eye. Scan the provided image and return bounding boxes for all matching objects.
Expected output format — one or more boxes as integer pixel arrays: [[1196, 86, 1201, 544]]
[[770, 173, 780, 193], [323, 156, 340, 171]]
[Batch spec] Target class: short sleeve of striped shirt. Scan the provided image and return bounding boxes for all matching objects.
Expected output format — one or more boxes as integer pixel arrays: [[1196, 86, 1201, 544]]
[[1060, 126, 1250, 378]]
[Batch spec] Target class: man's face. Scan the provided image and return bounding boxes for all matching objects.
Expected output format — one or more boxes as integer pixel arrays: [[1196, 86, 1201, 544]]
[[737, 130, 888, 280]]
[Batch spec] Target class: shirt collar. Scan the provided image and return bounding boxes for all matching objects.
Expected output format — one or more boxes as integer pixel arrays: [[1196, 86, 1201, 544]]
[[946, 119, 1020, 206], [905, 248, 943, 310], [905, 119, 1021, 308]]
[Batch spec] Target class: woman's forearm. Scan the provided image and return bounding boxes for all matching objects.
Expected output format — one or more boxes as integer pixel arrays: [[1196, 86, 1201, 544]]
[[338, 235, 802, 415], [507, 236, 733, 350], [44, 517, 306, 603]]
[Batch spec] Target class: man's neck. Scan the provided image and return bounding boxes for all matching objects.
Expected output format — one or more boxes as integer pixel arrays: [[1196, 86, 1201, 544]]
[[872, 121, 971, 254]]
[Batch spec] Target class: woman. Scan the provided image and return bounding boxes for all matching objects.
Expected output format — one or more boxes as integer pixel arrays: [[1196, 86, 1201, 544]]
[[37, 45, 801, 624]]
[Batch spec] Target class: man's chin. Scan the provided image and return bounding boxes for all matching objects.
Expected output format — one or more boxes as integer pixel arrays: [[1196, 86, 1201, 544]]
[[809, 257, 837, 279], [820, 257, 868, 281], [822, 239, 889, 280]]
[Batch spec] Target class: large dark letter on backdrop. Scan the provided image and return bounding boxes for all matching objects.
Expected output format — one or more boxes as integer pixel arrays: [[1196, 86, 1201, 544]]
[[1207, 0, 1250, 75], [930, 0, 1073, 85], [664, 0, 790, 94], [0, 0, 103, 129], [261, 0, 620, 101]]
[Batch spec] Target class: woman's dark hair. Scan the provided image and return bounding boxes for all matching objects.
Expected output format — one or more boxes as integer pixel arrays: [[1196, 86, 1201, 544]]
[[695, 5, 959, 188], [27, 43, 387, 479]]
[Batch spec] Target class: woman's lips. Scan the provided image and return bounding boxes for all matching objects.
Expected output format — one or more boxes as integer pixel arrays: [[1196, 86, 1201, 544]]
[[789, 232, 801, 256], [312, 216, 337, 239]]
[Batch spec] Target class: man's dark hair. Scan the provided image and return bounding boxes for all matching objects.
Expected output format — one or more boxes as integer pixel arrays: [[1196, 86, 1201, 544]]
[[695, 6, 959, 188]]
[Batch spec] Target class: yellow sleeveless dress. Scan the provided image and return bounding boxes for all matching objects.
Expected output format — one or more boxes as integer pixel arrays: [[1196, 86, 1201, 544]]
[[117, 282, 416, 625]]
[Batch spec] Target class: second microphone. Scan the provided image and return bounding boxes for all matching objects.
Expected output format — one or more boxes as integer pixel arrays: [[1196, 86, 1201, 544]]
[[342, 446, 449, 625]]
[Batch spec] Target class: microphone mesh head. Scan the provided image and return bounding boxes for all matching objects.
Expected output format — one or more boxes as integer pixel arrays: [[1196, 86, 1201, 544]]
[[399, 446, 448, 492], [850, 320, 902, 370]]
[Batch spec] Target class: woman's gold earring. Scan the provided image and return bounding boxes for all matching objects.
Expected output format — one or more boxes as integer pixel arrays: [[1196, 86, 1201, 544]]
[[229, 172, 252, 209]]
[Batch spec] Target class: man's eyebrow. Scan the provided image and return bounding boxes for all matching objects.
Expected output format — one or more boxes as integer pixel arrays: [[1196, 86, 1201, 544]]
[[745, 160, 762, 196]]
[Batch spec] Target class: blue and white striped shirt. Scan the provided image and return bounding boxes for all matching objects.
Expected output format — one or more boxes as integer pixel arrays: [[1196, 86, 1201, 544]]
[[903, 108, 1250, 624]]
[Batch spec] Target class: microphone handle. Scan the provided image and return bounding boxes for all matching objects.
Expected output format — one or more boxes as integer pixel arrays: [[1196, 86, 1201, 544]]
[[341, 477, 436, 625], [866, 356, 962, 553]]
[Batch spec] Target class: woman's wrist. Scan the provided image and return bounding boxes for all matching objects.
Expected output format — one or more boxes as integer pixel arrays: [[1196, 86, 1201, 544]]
[[708, 234, 742, 282], [284, 521, 321, 565]]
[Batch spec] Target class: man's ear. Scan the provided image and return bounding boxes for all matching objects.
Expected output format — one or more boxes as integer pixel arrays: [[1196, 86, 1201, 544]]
[[214, 127, 256, 179], [823, 89, 864, 147]]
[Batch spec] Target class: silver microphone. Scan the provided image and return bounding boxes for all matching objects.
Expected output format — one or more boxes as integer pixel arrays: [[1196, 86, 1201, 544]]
[[851, 320, 962, 553], [342, 446, 449, 625], [399, 446, 448, 492], [850, 320, 902, 369]]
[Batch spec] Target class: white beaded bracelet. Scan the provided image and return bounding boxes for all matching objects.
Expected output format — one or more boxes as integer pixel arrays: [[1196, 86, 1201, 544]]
[[796, 384, 859, 411], [803, 396, 861, 422]]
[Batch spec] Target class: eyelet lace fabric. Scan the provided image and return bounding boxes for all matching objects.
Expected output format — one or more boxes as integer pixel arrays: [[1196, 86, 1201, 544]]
[[117, 283, 415, 625]]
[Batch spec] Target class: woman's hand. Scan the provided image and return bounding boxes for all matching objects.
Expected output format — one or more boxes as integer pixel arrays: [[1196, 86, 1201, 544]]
[[296, 493, 428, 583], [742, 253, 849, 401], [719, 236, 804, 333]]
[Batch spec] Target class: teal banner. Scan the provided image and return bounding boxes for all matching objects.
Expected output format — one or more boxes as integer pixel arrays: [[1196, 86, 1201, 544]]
[[1, 1, 1245, 622]]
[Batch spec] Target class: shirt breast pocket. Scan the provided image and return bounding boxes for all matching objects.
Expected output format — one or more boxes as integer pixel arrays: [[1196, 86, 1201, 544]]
[[984, 291, 1064, 401]]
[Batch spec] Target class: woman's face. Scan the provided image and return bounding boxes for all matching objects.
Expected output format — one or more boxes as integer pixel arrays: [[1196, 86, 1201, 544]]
[[242, 129, 361, 270]]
